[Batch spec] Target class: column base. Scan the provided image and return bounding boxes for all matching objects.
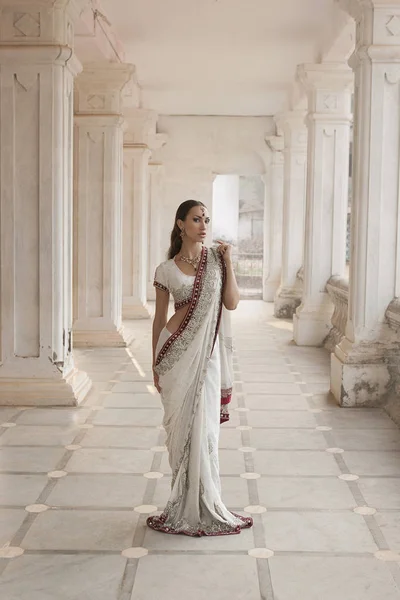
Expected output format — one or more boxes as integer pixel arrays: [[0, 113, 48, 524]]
[[274, 287, 302, 319], [293, 307, 333, 346], [330, 339, 391, 407], [263, 280, 280, 302], [122, 299, 152, 319], [0, 368, 92, 407], [73, 325, 135, 348]]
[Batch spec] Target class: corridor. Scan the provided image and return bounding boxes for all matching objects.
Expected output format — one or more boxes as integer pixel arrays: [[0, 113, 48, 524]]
[[1, 302, 400, 599]]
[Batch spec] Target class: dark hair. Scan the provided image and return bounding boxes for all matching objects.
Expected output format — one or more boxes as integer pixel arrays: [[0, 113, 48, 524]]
[[167, 200, 206, 259]]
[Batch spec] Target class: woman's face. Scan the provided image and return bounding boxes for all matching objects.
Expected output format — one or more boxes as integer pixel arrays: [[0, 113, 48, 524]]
[[178, 205, 210, 243]]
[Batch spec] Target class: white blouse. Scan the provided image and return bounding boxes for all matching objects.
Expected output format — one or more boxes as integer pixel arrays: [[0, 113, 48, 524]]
[[153, 259, 195, 310]]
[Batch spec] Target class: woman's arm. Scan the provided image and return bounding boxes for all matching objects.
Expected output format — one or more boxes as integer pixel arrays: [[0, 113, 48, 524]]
[[152, 288, 169, 391], [217, 242, 240, 311]]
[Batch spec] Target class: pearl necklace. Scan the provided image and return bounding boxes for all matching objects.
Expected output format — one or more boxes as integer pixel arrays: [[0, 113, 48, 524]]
[[179, 253, 201, 271]]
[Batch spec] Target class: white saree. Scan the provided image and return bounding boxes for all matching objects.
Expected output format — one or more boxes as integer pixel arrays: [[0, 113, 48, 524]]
[[147, 247, 253, 537]]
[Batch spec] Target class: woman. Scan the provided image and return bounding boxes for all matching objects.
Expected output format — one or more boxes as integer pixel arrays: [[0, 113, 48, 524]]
[[147, 199, 253, 537]]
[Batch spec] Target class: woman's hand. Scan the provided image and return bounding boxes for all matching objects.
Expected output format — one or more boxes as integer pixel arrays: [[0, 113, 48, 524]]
[[216, 240, 240, 310], [216, 240, 232, 263], [153, 368, 161, 393]]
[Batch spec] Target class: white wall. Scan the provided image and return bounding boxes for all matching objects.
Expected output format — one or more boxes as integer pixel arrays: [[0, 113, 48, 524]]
[[152, 115, 274, 255]]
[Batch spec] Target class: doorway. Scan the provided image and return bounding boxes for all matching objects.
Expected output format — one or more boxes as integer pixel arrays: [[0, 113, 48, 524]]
[[212, 175, 264, 299]]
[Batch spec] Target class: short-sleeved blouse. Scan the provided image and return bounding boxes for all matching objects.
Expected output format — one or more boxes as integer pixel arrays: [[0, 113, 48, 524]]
[[153, 259, 195, 311]]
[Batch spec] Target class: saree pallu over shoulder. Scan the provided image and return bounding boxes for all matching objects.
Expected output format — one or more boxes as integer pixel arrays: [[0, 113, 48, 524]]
[[149, 246, 252, 537]]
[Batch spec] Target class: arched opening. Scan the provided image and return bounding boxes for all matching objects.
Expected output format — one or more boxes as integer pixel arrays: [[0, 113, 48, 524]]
[[212, 174, 265, 299]]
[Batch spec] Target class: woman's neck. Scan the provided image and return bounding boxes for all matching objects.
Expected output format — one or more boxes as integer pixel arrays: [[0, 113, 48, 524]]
[[179, 241, 203, 259]]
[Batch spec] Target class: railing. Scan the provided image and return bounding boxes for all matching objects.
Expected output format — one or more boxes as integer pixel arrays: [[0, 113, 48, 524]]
[[296, 266, 304, 283], [325, 276, 349, 351], [231, 252, 263, 299], [386, 298, 400, 333], [326, 277, 400, 347], [385, 299, 400, 427]]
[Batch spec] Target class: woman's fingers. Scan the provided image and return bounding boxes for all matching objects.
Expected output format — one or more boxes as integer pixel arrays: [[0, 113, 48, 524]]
[[216, 241, 232, 261], [216, 240, 228, 253]]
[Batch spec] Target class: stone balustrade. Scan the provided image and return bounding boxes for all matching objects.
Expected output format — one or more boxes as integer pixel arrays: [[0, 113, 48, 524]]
[[296, 266, 304, 283], [386, 298, 400, 333], [325, 276, 349, 351], [384, 298, 400, 426]]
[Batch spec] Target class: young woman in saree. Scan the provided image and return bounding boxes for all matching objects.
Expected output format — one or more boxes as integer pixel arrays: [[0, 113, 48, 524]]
[[147, 200, 253, 537]]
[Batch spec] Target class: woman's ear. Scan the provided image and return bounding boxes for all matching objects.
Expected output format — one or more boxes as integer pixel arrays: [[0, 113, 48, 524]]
[[176, 219, 184, 231]]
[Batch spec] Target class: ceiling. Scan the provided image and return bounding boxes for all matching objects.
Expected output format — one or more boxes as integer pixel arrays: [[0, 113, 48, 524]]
[[99, 0, 348, 116]]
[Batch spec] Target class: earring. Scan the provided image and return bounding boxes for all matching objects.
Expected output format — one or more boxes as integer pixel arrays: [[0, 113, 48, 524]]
[[180, 228, 185, 239]]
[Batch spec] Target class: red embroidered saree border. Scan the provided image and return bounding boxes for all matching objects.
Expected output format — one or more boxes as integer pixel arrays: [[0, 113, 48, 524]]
[[146, 511, 253, 537], [174, 298, 191, 311], [211, 251, 226, 356], [154, 280, 169, 293], [155, 246, 207, 367], [221, 387, 232, 405]]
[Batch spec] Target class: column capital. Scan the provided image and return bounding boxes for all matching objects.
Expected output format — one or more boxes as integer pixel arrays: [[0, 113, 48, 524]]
[[297, 63, 353, 120], [265, 134, 284, 153], [0, 0, 89, 46], [149, 162, 165, 175], [297, 63, 353, 92], [123, 107, 168, 150], [275, 111, 308, 151], [121, 70, 141, 109], [123, 144, 152, 161], [337, 0, 400, 21], [149, 133, 168, 151], [0, 45, 82, 77], [265, 135, 284, 166], [75, 62, 135, 116], [339, 0, 400, 50]]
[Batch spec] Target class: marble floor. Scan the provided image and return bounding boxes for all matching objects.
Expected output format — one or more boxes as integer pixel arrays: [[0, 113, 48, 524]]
[[1, 301, 400, 599]]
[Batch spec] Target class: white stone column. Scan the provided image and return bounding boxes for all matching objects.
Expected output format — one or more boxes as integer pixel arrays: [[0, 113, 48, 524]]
[[122, 109, 167, 318], [263, 135, 284, 302], [293, 63, 353, 346], [147, 163, 166, 301], [332, 0, 400, 406], [122, 144, 152, 318], [73, 63, 134, 346], [0, 0, 91, 405], [274, 112, 308, 318]]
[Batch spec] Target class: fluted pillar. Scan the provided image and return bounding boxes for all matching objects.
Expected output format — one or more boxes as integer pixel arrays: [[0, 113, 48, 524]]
[[263, 135, 284, 302], [332, 0, 400, 406], [122, 144, 152, 318], [0, 0, 91, 405], [147, 164, 166, 301], [274, 112, 308, 318], [122, 109, 167, 318], [293, 63, 353, 346], [73, 63, 134, 346]]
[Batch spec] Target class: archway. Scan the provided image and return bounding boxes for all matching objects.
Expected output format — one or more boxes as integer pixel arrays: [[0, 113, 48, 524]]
[[212, 174, 265, 299]]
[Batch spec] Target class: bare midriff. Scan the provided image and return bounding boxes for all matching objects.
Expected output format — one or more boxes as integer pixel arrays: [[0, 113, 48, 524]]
[[165, 305, 189, 336]]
